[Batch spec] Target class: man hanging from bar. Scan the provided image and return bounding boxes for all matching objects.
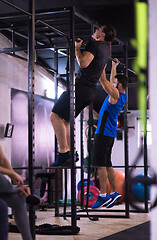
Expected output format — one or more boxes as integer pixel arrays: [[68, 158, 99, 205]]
[[50, 24, 116, 166], [91, 59, 128, 208]]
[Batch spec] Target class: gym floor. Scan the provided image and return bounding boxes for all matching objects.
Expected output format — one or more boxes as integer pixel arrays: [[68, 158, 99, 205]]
[[8, 204, 150, 240]]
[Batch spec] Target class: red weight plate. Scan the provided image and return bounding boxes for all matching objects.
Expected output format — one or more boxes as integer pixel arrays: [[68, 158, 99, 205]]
[[78, 185, 100, 207]]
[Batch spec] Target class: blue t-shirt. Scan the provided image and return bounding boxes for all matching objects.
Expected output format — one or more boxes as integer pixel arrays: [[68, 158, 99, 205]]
[[95, 92, 127, 137]]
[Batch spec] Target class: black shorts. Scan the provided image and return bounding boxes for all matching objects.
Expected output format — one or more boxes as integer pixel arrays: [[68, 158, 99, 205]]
[[92, 134, 115, 167], [52, 83, 96, 122]]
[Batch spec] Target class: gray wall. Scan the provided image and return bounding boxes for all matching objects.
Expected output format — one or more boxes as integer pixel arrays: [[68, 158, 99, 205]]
[[0, 33, 56, 164]]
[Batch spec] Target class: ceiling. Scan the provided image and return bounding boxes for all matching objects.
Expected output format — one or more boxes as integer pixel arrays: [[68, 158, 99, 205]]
[[0, 0, 138, 110]]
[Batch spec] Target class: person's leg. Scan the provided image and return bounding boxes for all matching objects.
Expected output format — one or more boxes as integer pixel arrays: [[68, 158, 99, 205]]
[[49, 112, 70, 166], [50, 112, 70, 153], [40, 177, 48, 203], [40, 184, 48, 204], [91, 166, 112, 208], [0, 198, 8, 240], [91, 135, 112, 208], [0, 174, 32, 240], [6, 194, 32, 240], [40, 177, 48, 198], [65, 121, 70, 150], [50, 85, 95, 166], [97, 167, 108, 194], [107, 167, 116, 192]]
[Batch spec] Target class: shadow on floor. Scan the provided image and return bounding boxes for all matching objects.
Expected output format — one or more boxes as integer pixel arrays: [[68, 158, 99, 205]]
[[99, 221, 150, 240]]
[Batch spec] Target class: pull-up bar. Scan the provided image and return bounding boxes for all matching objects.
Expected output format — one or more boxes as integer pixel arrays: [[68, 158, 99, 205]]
[[35, 19, 71, 45], [76, 39, 137, 75], [0, 0, 31, 16], [109, 57, 137, 75]]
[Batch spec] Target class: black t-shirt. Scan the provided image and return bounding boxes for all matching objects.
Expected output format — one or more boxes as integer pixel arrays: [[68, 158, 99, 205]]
[[76, 39, 110, 88]]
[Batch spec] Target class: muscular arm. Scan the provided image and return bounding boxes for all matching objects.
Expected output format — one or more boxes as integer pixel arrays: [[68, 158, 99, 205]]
[[75, 39, 94, 68], [99, 68, 119, 101], [110, 58, 120, 84]]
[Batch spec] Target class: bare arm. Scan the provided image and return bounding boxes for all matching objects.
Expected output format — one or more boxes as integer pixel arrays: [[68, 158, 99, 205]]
[[75, 39, 94, 68], [99, 68, 119, 101], [0, 146, 13, 170], [0, 146, 24, 185], [110, 58, 120, 84], [0, 146, 31, 197]]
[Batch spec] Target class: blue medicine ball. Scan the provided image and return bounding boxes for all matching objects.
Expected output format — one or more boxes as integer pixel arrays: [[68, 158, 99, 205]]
[[131, 174, 150, 202]]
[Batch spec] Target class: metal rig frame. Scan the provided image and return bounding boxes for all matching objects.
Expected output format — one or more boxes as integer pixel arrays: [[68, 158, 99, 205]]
[[0, 0, 149, 238]]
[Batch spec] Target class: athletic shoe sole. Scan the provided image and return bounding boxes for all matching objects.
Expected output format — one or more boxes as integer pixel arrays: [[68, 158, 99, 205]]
[[91, 197, 112, 209], [106, 195, 122, 208]]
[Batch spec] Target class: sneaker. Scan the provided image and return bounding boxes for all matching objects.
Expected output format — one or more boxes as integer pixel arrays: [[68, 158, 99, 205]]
[[106, 191, 122, 208], [91, 194, 112, 209], [50, 151, 79, 167], [50, 151, 71, 167], [26, 195, 40, 206]]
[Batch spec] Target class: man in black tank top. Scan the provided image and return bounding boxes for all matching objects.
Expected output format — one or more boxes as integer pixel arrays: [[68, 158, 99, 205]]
[[50, 24, 116, 166]]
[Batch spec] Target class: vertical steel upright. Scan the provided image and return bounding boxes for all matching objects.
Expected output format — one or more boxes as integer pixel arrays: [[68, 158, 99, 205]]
[[54, 49, 58, 102], [123, 41, 130, 218], [86, 102, 93, 209], [54, 49, 59, 216], [144, 118, 148, 212], [86, 24, 94, 209], [80, 110, 84, 208], [69, 7, 77, 232], [28, 0, 36, 239]]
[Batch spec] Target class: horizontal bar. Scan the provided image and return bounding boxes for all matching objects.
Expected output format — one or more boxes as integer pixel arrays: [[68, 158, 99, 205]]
[[36, 20, 70, 44], [0, 12, 26, 20], [109, 57, 125, 66], [4, 29, 69, 50], [6, 29, 44, 46], [0, 43, 66, 54], [35, 7, 70, 17], [109, 57, 137, 75], [0, 0, 31, 16], [13, 166, 42, 170], [59, 213, 129, 219], [77, 208, 126, 213], [46, 166, 84, 170], [46, 165, 149, 170], [0, 46, 26, 53], [0, 7, 70, 21], [88, 165, 149, 168]]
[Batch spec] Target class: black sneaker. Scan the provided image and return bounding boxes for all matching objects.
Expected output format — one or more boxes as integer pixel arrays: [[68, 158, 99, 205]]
[[50, 151, 71, 167], [26, 195, 40, 206], [50, 150, 80, 167]]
